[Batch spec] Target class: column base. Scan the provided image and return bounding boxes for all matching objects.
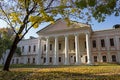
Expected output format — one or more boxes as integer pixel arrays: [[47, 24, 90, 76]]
[[75, 62, 81, 65], [44, 63, 49, 65], [87, 62, 93, 65], [53, 63, 58, 65], [64, 63, 70, 65]]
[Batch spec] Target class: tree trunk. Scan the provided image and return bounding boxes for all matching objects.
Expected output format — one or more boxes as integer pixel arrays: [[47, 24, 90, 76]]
[[3, 36, 19, 71]]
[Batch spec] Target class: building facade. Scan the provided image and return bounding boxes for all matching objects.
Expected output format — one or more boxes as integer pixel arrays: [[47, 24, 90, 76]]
[[10, 19, 120, 65]]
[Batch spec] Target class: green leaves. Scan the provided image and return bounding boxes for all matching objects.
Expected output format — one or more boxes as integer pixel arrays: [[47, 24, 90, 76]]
[[75, 0, 87, 9]]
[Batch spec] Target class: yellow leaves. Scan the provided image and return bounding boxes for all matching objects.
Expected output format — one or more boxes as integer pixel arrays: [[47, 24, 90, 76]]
[[29, 16, 42, 29], [71, 8, 77, 13], [9, 12, 22, 24], [64, 17, 71, 26], [33, 23, 39, 29], [50, 21, 55, 24], [18, 33, 22, 38], [29, 16, 42, 23]]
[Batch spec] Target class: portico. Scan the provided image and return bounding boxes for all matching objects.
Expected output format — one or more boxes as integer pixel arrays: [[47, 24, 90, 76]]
[[37, 19, 93, 65]]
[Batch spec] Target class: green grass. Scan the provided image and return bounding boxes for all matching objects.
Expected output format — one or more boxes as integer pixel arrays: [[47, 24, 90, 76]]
[[0, 63, 120, 80]]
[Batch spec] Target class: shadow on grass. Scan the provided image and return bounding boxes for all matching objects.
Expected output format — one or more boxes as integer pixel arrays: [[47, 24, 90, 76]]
[[0, 71, 120, 80], [0, 62, 119, 69], [19, 71, 120, 80]]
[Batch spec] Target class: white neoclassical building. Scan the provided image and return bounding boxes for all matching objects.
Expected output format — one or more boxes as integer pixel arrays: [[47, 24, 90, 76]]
[[5, 19, 120, 65]]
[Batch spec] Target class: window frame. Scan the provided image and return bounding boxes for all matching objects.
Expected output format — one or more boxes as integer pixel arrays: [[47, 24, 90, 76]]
[[92, 40, 96, 48], [101, 39, 105, 47], [110, 38, 114, 47]]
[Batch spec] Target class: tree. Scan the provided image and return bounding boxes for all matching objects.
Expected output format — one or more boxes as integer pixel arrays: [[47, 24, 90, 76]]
[[0, 28, 13, 64], [0, 0, 119, 71], [0, 28, 21, 64]]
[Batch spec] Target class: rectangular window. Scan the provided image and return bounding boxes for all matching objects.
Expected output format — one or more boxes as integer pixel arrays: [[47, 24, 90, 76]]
[[94, 56, 97, 62], [28, 58, 30, 63], [74, 56, 76, 62], [110, 38, 114, 46], [85, 56, 87, 62], [49, 57, 52, 63], [33, 45, 36, 52], [92, 40, 96, 48], [44, 57, 46, 63], [12, 59, 14, 64], [102, 56, 107, 62], [50, 44, 52, 50], [16, 58, 19, 64], [59, 43, 61, 50], [74, 42, 75, 49], [29, 46, 31, 52], [85, 41, 86, 48], [44, 44, 46, 51], [101, 39, 105, 47], [22, 46, 24, 52], [59, 57, 61, 62]]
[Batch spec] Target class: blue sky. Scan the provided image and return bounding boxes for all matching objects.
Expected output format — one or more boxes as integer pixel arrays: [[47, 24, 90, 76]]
[[0, 15, 120, 39]]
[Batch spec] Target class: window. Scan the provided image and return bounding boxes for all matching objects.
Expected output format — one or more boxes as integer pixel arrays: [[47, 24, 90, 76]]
[[94, 56, 97, 62], [49, 57, 52, 63], [12, 59, 14, 64], [74, 56, 76, 62], [28, 46, 31, 52], [102, 56, 107, 62], [110, 38, 114, 46], [33, 45, 36, 52], [43, 57, 46, 63], [59, 57, 61, 62], [74, 42, 75, 49], [44, 44, 46, 51], [50, 44, 52, 50], [59, 43, 61, 50], [85, 56, 87, 62], [28, 58, 30, 63], [22, 46, 24, 52], [33, 58, 35, 63], [85, 41, 86, 48], [101, 39, 105, 47], [16, 58, 19, 64], [92, 40, 96, 48], [112, 55, 116, 62]]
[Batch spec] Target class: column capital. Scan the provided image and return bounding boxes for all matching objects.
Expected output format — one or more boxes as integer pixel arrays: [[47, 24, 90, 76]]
[[46, 36, 49, 39], [74, 33, 79, 36], [64, 34, 69, 37]]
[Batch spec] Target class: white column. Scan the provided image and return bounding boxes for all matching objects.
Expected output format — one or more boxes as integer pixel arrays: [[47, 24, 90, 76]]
[[54, 37, 58, 65], [98, 52, 102, 62], [45, 37, 49, 65], [97, 38, 102, 62], [64, 35, 69, 65], [37, 37, 41, 65], [75, 34, 81, 65], [86, 33, 92, 65], [115, 36, 120, 63], [106, 37, 111, 62]]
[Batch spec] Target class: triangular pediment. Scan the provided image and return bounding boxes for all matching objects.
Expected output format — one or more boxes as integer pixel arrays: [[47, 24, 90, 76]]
[[37, 19, 91, 34]]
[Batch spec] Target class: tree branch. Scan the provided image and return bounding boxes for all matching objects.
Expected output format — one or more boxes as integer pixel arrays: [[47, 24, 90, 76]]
[[0, 6, 17, 34], [19, 21, 38, 41]]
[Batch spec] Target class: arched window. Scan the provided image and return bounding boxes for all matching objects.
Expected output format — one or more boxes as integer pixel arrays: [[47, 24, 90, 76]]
[[33, 58, 35, 63], [112, 55, 116, 62], [28, 58, 30, 64], [102, 56, 107, 62]]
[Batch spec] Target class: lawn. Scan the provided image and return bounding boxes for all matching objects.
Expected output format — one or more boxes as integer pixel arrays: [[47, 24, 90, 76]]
[[0, 63, 120, 80]]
